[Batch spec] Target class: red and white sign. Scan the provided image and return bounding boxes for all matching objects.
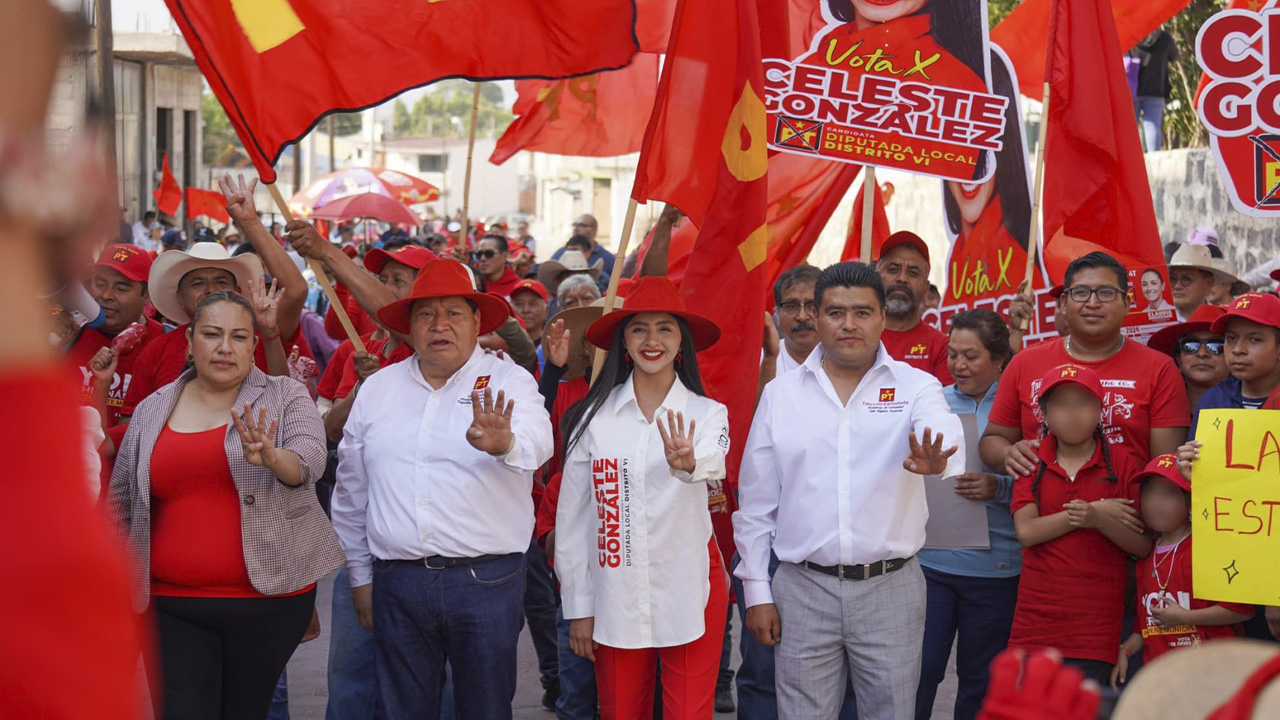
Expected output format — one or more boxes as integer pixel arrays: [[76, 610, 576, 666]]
[[763, 0, 1007, 183], [1196, 2, 1280, 216]]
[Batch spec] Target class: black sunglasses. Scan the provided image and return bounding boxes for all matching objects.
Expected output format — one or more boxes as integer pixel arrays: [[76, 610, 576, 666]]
[[1178, 338, 1225, 355], [474, 249, 500, 259]]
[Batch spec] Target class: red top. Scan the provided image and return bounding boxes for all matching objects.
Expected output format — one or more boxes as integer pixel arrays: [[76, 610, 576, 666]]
[[1008, 434, 1141, 663], [150, 424, 263, 598], [1265, 386, 1280, 410], [881, 321, 953, 384], [317, 336, 363, 401], [535, 376, 592, 554], [1135, 535, 1251, 661], [122, 322, 315, 416], [324, 281, 377, 340], [989, 337, 1190, 470], [64, 318, 164, 426], [334, 335, 415, 399], [485, 267, 524, 300], [1, 369, 142, 719]]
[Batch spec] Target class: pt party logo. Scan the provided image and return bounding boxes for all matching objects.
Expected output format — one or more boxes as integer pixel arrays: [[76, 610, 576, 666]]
[[762, 0, 1008, 184], [1197, 1, 1280, 217]]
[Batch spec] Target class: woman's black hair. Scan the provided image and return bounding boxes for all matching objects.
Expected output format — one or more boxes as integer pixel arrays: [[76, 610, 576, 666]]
[[183, 290, 258, 373], [949, 308, 1011, 368], [560, 314, 706, 459], [943, 48, 1031, 248], [1030, 387, 1117, 502]]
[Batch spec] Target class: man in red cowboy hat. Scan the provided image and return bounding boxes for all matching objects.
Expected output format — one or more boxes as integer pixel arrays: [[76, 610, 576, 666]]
[[331, 259, 553, 719]]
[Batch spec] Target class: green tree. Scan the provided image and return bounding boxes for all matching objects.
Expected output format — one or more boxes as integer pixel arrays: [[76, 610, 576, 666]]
[[392, 98, 413, 136], [391, 80, 512, 139], [1163, 0, 1225, 149], [202, 93, 242, 166]]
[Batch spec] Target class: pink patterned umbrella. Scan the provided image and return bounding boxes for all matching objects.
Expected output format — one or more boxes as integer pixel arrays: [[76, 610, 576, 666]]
[[308, 193, 421, 226], [289, 167, 439, 217]]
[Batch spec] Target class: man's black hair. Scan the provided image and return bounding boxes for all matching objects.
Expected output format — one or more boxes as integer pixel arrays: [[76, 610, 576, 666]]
[[566, 234, 592, 251], [814, 261, 885, 309], [479, 234, 509, 253], [382, 237, 414, 252], [143, 211, 157, 222], [1063, 251, 1129, 292], [773, 265, 823, 306]]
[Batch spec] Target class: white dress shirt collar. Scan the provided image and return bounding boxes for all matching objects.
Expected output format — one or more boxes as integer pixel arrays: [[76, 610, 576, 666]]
[[800, 341, 900, 405], [407, 343, 485, 392], [612, 372, 692, 419]]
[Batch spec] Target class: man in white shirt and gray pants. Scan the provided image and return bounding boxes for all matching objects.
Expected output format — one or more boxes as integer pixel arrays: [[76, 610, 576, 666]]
[[734, 262, 964, 720], [332, 260, 554, 720]]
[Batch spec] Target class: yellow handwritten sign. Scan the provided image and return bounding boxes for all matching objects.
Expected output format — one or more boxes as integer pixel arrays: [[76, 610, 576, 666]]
[[1192, 409, 1280, 606]]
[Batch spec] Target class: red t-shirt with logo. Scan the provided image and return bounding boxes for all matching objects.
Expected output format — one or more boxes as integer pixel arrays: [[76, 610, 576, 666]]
[[1135, 535, 1251, 661], [334, 336, 414, 400], [881, 322, 953, 385], [122, 324, 315, 416], [1009, 434, 1142, 663], [64, 319, 164, 426], [317, 339, 358, 402], [989, 337, 1190, 469]]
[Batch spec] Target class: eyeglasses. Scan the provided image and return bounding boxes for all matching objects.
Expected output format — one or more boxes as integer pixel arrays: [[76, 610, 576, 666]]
[[778, 301, 817, 315], [474, 250, 500, 259], [571, 222, 595, 229], [1064, 285, 1124, 303], [1178, 338, 1225, 355]]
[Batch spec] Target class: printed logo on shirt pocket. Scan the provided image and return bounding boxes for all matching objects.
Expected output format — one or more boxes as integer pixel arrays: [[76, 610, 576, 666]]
[[863, 387, 908, 415]]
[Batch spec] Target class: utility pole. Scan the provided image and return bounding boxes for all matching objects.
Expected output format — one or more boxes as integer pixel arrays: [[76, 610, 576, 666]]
[[328, 115, 335, 172]]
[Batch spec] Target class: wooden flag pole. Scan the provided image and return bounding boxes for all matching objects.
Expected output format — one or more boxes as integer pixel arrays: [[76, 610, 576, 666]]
[[1020, 81, 1052, 330], [458, 83, 482, 249], [266, 182, 367, 353], [589, 197, 640, 386], [860, 164, 877, 262]]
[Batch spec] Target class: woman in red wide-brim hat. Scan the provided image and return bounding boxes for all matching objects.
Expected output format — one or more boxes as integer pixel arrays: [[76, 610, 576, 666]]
[[555, 277, 729, 720]]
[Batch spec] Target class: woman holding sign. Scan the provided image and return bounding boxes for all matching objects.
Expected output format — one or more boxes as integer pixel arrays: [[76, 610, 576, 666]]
[[915, 309, 1020, 720]]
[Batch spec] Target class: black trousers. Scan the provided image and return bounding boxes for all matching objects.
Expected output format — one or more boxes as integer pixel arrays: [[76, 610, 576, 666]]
[[152, 588, 315, 720]]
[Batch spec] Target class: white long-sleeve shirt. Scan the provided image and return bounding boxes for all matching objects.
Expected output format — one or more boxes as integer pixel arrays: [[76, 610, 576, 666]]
[[733, 342, 965, 609], [332, 345, 553, 587], [556, 376, 729, 649]]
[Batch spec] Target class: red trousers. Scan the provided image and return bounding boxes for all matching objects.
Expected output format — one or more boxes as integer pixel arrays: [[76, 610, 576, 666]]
[[594, 539, 729, 720]]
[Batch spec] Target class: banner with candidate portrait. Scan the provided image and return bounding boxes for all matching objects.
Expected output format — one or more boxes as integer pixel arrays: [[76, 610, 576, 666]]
[[1196, 0, 1280, 217], [763, 0, 1008, 183]]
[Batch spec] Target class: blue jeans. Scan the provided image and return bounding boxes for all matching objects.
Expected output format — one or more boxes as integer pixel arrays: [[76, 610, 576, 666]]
[[556, 606, 599, 720], [326, 567, 380, 720], [1134, 95, 1165, 152], [525, 538, 561, 692], [267, 672, 289, 720], [371, 554, 526, 720], [718, 605, 735, 693], [730, 553, 857, 720], [915, 568, 1018, 720]]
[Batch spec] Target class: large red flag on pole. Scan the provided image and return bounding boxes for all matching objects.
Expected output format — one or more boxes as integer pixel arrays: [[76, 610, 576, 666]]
[[153, 154, 183, 217], [842, 178, 890, 262], [632, 0, 770, 503], [993, 0, 1192, 98], [163, 0, 639, 182], [1039, 0, 1166, 282]]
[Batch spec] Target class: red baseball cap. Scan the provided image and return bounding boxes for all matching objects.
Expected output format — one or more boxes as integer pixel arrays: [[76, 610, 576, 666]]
[[510, 278, 549, 301], [96, 244, 153, 283], [878, 231, 930, 265], [364, 245, 434, 274], [1136, 453, 1189, 492], [1148, 304, 1228, 356], [1038, 363, 1103, 403], [1210, 293, 1280, 333]]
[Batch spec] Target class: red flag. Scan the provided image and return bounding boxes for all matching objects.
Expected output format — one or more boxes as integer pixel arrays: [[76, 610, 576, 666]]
[[164, 0, 638, 182], [633, 0, 769, 499], [636, 0, 678, 53], [185, 188, 231, 223], [993, 0, 1191, 98], [841, 178, 891, 262], [491, 56, 660, 166], [152, 154, 182, 217], [1040, 0, 1165, 282]]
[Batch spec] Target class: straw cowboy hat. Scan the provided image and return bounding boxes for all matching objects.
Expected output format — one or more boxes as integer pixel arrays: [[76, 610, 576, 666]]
[[1113, 639, 1280, 719], [376, 258, 509, 335], [586, 276, 720, 351], [547, 296, 626, 380], [148, 241, 264, 325], [1168, 244, 1239, 285], [537, 249, 604, 293]]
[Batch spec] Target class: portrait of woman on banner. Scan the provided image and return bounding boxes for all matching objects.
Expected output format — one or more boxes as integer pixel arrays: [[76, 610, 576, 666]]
[[942, 47, 1037, 307], [799, 0, 996, 181], [1138, 267, 1173, 312]]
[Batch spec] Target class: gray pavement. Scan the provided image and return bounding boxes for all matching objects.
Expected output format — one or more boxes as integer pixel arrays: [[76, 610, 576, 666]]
[[282, 573, 958, 719]]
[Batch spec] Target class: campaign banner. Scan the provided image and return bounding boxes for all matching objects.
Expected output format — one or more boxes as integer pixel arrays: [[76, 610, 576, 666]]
[[1196, 2, 1280, 217], [763, 0, 1008, 183], [1191, 409, 1280, 606]]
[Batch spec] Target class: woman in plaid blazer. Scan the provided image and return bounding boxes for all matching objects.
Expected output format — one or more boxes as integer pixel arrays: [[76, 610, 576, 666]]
[[109, 290, 343, 720]]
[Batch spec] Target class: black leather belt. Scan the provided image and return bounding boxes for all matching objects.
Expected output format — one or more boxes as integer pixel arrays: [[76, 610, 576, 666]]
[[801, 557, 912, 581], [379, 553, 518, 570]]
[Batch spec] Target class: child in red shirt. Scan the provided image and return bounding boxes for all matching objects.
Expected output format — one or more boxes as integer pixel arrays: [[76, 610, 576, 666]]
[[1009, 364, 1152, 685], [1110, 453, 1252, 689]]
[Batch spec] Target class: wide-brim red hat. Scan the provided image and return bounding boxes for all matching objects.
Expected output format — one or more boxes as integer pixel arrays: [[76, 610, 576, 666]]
[[377, 259, 509, 335], [1149, 304, 1228, 356], [585, 276, 720, 351]]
